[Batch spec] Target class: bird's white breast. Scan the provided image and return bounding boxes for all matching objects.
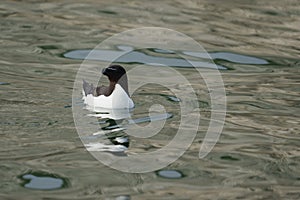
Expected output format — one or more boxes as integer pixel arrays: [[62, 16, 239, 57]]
[[83, 84, 134, 109]]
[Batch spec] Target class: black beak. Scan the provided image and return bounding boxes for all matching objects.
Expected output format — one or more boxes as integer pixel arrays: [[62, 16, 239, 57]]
[[102, 68, 107, 75]]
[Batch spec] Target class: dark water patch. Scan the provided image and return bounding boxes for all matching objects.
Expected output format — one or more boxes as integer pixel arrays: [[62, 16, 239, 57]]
[[212, 52, 268, 64], [39, 45, 60, 50], [0, 82, 10, 85], [47, 120, 58, 126], [184, 51, 269, 65], [220, 155, 240, 161], [156, 169, 184, 179], [97, 10, 117, 15], [1, 11, 17, 18], [154, 94, 181, 102], [34, 70, 53, 75], [262, 10, 280, 16], [227, 92, 254, 97], [21, 25, 32, 29], [63, 49, 227, 70], [19, 171, 69, 190]]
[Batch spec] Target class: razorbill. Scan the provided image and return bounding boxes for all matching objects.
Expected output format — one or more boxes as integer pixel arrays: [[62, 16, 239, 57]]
[[82, 65, 134, 109]]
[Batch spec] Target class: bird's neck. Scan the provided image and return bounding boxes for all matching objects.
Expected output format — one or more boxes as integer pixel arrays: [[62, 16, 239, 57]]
[[106, 81, 116, 96], [107, 74, 129, 96], [119, 75, 129, 96]]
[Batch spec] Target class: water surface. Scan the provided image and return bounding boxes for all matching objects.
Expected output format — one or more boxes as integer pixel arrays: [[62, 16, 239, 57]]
[[0, 0, 299, 199]]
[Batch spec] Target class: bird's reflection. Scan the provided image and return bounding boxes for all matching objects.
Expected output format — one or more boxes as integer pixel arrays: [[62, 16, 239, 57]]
[[84, 107, 132, 155], [83, 105, 173, 155], [101, 118, 130, 148]]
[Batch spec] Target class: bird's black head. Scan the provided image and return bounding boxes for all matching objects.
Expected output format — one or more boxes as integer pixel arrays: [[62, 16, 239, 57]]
[[102, 65, 126, 83]]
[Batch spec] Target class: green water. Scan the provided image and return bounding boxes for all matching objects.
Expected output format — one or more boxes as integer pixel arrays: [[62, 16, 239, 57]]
[[0, 0, 299, 199]]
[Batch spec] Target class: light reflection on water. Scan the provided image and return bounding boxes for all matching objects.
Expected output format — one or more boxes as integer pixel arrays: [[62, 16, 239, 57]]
[[63, 48, 228, 70], [0, 0, 299, 199], [63, 46, 269, 70], [80, 105, 173, 154], [20, 171, 69, 190]]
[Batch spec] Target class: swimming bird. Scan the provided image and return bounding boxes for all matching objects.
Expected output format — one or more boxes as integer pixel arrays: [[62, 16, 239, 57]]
[[82, 65, 134, 109]]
